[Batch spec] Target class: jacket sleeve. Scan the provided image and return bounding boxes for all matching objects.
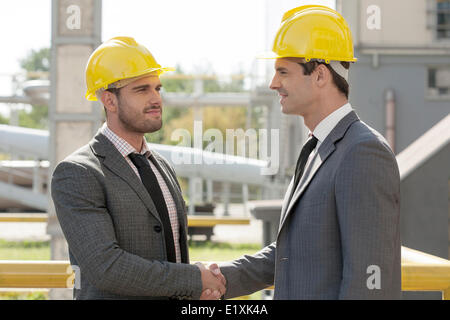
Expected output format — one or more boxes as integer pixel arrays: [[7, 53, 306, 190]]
[[218, 242, 276, 299], [51, 160, 203, 299], [335, 138, 401, 299]]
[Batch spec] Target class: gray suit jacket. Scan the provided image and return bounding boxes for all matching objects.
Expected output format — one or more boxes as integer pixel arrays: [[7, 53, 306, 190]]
[[51, 130, 202, 300], [219, 111, 401, 299]]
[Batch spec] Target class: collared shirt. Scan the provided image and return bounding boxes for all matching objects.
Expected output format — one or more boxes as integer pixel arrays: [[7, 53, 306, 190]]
[[302, 103, 354, 180], [101, 123, 181, 263]]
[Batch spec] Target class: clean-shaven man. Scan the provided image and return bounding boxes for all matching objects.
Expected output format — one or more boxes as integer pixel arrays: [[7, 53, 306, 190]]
[[211, 6, 401, 299]]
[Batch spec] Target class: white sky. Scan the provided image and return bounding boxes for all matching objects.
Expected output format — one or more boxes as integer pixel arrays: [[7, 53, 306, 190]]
[[0, 0, 335, 112]]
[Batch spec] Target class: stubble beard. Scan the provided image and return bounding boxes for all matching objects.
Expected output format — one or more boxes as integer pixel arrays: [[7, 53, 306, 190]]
[[117, 101, 163, 134]]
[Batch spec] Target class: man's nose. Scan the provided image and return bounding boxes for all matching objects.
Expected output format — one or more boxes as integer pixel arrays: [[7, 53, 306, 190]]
[[150, 91, 162, 106], [269, 75, 280, 90]]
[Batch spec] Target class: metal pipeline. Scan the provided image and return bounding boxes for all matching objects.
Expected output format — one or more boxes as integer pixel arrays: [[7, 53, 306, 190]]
[[385, 88, 395, 153]]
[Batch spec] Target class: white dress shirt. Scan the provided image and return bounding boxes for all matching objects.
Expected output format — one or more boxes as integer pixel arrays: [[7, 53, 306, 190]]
[[302, 103, 354, 180]]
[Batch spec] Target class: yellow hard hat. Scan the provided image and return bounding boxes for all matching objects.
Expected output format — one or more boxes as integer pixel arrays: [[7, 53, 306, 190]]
[[85, 36, 174, 101], [260, 5, 357, 63]]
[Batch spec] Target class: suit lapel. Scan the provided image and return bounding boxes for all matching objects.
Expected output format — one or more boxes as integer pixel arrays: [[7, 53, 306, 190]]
[[89, 132, 163, 225], [278, 111, 360, 234]]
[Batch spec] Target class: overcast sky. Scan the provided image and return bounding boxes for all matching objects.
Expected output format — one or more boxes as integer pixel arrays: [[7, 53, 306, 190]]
[[0, 0, 335, 114]]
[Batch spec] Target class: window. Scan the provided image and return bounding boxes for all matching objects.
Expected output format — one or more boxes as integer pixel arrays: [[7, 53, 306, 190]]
[[437, 0, 450, 39], [428, 67, 450, 97]]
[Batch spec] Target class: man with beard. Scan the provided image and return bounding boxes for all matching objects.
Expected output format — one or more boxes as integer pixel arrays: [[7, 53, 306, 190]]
[[51, 37, 225, 300]]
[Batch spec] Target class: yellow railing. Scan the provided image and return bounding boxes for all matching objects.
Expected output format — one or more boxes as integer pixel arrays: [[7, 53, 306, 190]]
[[401, 247, 450, 299], [0, 214, 48, 223], [0, 214, 250, 227], [0, 246, 449, 299], [0, 260, 71, 289]]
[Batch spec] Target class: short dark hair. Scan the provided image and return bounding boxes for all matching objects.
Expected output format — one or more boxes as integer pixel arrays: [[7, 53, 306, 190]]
[[299, 61, 350, 98], [102, 87, 122, 118], [106, 87, 122, 98]]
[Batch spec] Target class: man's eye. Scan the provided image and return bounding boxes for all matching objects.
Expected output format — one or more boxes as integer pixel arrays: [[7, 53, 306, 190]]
[[156, 87, 162, 91]]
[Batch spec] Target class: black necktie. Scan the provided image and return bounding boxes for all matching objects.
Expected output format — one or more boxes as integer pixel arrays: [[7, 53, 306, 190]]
[[128, 153, 176, 263], [288, 136, 318, 204]]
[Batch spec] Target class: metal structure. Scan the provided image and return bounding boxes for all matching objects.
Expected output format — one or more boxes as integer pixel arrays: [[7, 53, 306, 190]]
[[0, 124, 281, 212], [0, 66, 296, 215]]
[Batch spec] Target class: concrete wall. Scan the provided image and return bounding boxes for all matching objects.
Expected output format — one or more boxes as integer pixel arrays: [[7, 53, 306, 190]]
[[339, 0, 440, 47], [348, 52, 450, 154], [400, 144, 450, 260], [358, 0, 434, 46], [399, 143, 450, 300]]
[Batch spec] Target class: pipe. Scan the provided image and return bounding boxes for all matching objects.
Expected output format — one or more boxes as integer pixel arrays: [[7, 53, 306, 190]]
[[385, 88, 395, 153], [0, 125, 270, 186]]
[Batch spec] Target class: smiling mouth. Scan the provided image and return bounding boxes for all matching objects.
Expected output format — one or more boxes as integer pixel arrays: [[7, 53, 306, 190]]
[[145, 108, 161, 115]]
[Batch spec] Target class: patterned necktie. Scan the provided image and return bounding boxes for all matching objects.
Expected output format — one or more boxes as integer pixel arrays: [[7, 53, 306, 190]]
[[288, 136, 319, 205], [128, 153, 176, 263]]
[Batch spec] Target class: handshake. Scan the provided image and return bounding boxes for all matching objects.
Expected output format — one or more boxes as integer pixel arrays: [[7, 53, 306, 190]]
[[195, 262, 226, 300]]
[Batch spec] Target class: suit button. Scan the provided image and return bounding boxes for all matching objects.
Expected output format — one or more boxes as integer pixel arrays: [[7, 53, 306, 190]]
[[153, 225, 162, 233]]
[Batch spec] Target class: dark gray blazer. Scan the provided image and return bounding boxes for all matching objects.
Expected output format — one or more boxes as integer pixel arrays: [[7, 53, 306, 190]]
[[51, 130, 202, 300], [219, 111, 401, 299]]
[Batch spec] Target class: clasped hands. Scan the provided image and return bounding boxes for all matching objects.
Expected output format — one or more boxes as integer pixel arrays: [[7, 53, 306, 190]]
[[195, 262, 226, 300]]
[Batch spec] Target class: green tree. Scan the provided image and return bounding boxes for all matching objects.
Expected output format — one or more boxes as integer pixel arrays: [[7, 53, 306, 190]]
[[0, 113, 8, 125], [147, 67, 251, 146], [162, 106, 248, 150], [160, 64, 194, 93], [18, 47, 50, 129], [18, 105, 48, 129], [19, 48, 50, 75]]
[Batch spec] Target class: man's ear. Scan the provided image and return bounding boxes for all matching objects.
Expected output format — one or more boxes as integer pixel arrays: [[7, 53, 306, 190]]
[[314, 64, 331, 89], [101, 91, 118, 114]]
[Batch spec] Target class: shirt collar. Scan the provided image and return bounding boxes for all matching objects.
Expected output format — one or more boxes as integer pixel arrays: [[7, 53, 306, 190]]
[[101, 123, 150, 157], [311, 103, 353, 143]]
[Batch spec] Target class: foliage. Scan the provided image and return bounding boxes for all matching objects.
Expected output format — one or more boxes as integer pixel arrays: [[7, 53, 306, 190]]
[[189, 241, 260, 251], [18, 105, 48, 129], [160, 64, 194, 93], [160, 65, 245, 94], [145, 107, 188, 144], [0, 239, 51, 260], [0, 239, 50, 248], [162, 106, 248, 149], [19, 47, 50, 74], [0, 292, 47, 300], [10, 47, 51, 129], [0, 113, 8, 124]]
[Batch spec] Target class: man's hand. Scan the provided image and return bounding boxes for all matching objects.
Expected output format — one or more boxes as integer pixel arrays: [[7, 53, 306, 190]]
[[195, 262, 226, 300], [208, 263, 226, 286]]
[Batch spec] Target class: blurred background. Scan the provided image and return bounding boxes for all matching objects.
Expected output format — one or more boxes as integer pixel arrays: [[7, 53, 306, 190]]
[[0, 0, 448, 300]]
